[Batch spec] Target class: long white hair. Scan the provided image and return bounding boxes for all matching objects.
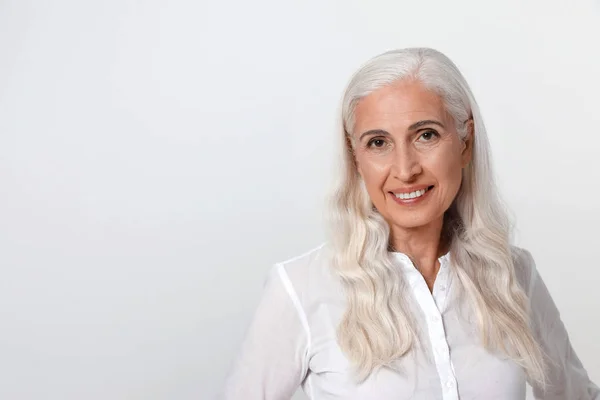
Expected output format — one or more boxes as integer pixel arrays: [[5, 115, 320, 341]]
[[327, 47, 546, 386]]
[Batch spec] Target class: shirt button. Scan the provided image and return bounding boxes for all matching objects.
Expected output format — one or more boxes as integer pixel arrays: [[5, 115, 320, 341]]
[[446, 380, 454, 388], [439, 285, 446, 291]]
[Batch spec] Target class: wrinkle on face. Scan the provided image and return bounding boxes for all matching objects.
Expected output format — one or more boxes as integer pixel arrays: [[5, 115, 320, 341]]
[[351, 79, 471, 232]]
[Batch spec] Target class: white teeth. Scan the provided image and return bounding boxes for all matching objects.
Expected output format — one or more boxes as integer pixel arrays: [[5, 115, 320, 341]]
[[394, 187, 429, 200]]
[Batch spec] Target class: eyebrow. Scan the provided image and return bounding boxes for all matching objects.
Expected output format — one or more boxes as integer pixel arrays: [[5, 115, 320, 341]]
[[358, 119, 445, 141]]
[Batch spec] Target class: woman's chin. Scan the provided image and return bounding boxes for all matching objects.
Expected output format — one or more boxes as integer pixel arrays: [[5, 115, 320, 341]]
[[387, 212, 442, 231]]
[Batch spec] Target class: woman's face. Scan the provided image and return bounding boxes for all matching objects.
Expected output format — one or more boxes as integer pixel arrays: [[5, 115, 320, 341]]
[[352, 79, 473, 232]]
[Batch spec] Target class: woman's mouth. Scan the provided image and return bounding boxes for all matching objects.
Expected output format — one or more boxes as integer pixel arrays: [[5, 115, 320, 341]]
[[389, 185, 434, 204]]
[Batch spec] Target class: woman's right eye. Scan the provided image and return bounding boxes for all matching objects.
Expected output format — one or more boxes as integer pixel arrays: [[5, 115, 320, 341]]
[[367, 138, 386, 148]]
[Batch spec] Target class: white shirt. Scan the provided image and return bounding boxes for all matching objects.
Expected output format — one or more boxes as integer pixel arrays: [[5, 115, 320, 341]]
[[222, 244, 599, 399]]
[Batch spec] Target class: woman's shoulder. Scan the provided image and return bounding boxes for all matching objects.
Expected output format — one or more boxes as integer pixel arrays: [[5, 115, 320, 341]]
[[509, 245, 539, 298], [272, 242, 340, 304], [275, 242, 331, 282], [276, 242, 329, 270]]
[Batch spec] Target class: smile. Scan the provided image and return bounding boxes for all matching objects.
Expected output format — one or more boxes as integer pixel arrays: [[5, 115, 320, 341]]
[[389, 185, 434, 205], [393, 185, 433, 199]]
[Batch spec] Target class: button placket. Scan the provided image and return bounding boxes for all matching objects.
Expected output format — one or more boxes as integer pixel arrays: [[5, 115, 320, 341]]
[[404, 256, 458, 400]]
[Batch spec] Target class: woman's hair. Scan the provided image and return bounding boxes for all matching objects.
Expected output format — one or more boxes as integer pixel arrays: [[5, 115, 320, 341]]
[[327, 47, 546, 386]]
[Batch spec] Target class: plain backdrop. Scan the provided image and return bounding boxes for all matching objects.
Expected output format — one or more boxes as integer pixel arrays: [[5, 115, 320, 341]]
[[1, 0, 599, 399]]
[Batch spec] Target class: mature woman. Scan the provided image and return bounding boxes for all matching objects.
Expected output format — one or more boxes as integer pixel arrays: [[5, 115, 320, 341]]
[[222, 48, 599, 399]]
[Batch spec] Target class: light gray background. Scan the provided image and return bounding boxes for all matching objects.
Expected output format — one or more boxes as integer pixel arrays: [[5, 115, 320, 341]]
[[1, 0, 599, 399]]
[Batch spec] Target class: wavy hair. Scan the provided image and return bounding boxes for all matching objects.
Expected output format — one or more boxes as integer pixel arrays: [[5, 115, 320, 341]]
[[326, 47, 546, 386]]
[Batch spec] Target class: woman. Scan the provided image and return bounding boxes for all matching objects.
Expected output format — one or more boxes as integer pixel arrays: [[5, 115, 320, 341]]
[[222, 48, 599, 399]]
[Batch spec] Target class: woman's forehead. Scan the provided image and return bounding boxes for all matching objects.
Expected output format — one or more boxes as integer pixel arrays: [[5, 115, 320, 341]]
[[353, 81, 448, 134]]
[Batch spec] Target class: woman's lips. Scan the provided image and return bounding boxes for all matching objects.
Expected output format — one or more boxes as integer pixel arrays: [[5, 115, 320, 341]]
[[389, 185, 434, 205]]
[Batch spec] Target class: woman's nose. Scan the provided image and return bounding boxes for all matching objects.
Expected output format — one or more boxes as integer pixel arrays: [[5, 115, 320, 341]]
[[392, 146, 422, 181]]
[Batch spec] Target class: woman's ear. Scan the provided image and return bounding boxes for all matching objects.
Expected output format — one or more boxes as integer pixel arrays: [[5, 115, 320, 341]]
[[461, 118, 474, 168]]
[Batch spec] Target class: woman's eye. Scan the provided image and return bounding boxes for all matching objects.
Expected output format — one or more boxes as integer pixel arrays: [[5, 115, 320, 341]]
[[367, 138, 386, 148], [418, 130, 439, 141]]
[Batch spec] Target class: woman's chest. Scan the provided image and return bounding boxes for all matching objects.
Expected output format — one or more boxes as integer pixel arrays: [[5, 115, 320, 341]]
[[303, 300, 526, 400]]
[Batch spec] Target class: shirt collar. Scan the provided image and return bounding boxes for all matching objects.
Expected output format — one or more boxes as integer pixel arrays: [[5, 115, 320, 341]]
[[390, 251, 451, 270]]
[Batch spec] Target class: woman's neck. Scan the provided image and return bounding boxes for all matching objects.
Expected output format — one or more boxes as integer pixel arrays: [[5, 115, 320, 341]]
[[389, 216, 448, 279]]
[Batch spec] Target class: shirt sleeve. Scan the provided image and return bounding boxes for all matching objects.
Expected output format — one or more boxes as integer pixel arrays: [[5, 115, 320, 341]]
[[221, 263, 310, 400], [523, 250, 600, 400]]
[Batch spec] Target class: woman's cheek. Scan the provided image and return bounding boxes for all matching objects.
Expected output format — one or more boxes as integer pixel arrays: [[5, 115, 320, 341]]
[[358, 154, 390, 182]]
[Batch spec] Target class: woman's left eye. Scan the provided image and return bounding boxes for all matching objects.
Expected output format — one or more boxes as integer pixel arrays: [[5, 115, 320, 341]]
[[418, 130, 439, 141]]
